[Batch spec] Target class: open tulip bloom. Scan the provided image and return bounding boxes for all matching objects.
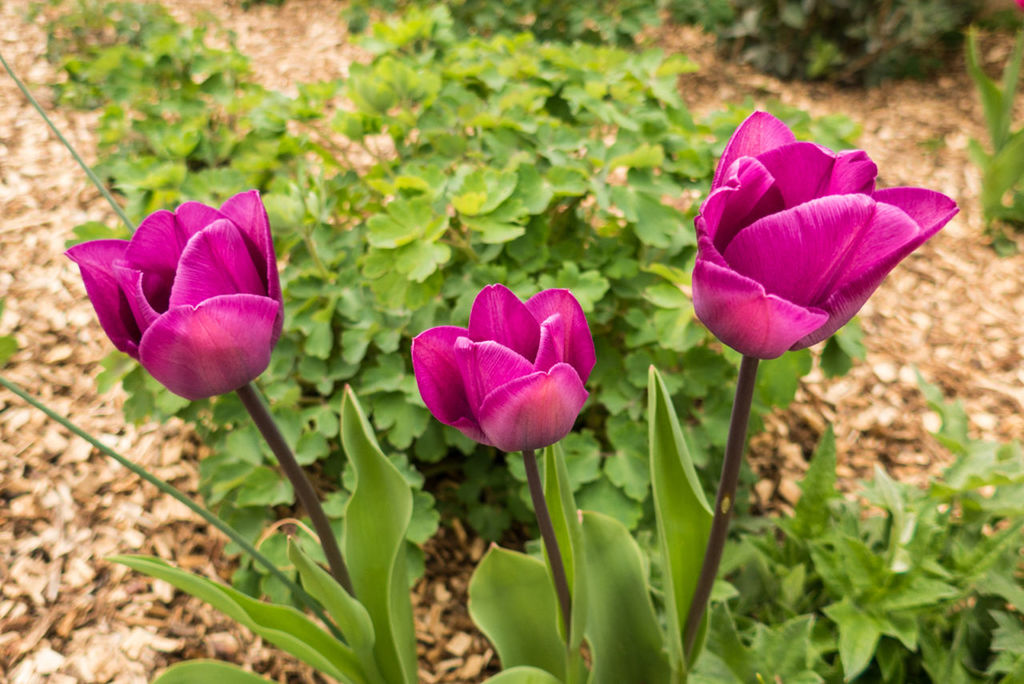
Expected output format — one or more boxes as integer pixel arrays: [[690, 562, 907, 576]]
[[66, 190, 283, 400], [412, 284, 596, 454], [692, 111, 958, 360]]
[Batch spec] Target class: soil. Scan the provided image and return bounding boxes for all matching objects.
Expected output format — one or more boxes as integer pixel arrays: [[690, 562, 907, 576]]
[[2, 1, 1023, 682]]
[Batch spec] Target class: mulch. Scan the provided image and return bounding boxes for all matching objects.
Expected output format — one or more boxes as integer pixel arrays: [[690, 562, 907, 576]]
[[2, 1, 1023, 682]]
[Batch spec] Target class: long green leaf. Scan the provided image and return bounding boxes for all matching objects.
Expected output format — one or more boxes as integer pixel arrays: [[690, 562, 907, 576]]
[[340, 386, 417, 684], [111, 555, 366, 683], [288, 539, 385, 684], [967, 28, 1010, 150], [543, 444, 588, 683], [468, 546, 567, 678], [648, 365, 712, 674], [580, 510, 671, 684], [153, 660, 276, 683], [999, 30, 1024, 149], [484, 666, 567, 684]]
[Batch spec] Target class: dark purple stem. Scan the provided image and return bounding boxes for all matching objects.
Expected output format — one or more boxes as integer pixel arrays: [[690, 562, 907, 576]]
[[522, 448, 572, 644], [236, 383, 354, 596], [683, 355, 760, 658]]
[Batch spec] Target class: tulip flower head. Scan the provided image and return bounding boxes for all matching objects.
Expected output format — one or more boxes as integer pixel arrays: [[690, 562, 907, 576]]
[[66, 190, 283, 400], [692, 111, 958, 359], [412, 284, 595, 453]]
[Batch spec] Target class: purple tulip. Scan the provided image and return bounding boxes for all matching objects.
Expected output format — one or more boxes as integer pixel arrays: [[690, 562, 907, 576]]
[[412, 284, 595, 453], [692, 111, 958, 359], [66, 190, 283, 400]]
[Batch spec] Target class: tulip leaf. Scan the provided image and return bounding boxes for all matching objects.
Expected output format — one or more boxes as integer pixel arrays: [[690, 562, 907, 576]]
[[340, 386, 418, 684], [649, 365, 713, 673], [287, 539, 385, 684], [110, 555, 366, 683], [152, 660, 276, 684], [468, 545, 567, 678], [543, 444, 589, 682], [579, 510, 672, 684], [483, 666, 566, 684]]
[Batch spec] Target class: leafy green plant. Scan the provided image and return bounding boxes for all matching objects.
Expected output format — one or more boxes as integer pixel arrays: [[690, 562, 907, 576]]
[[42, 1, 863, 596], [344, 0, 662, 47], [696, 381, 1024, 682], [711, 0, 983, 85], [966, 25, 1024, 243]]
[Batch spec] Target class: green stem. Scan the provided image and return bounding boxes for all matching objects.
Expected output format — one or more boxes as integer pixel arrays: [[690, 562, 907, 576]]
[[0, 51, 134, 232], [523, 448, 572, 645], [0, 374, 343, 641], [236, 383, 354, 596], [683, 355, 760, 658]]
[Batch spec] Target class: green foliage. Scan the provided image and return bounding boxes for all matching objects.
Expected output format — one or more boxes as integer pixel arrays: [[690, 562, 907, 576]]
[[966, 27, 1024, 241], [345, 0, 663, 47], [707, 0, 983, 85], [111, 555, 367, 681], [696, 386, 1024, 683], [153, 660, 276, 684], [45, 2, 862, 575]]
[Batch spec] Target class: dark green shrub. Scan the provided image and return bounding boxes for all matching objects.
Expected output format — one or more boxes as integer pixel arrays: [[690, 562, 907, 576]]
[[711, 0, 984, 85]]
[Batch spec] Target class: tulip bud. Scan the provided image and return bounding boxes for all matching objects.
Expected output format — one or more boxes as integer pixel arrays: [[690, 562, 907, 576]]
[[692, 111, 958, 359], [66, 190, 283, 400], [412, 284, 595, 453]]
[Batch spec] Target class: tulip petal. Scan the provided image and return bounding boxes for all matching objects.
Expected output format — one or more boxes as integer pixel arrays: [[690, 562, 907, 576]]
[[138, 294, 280, 400], [525, 289, 596, 381], [791, 197, 954, 350], [219, 189, 281, 303], [125, 204, 222, 272], [533, 313, 566, 372], [65, 239, 141, 358], [477, 363, 589, 452], [168, 219, 267, 309], [468, 284, 540, 362], [829, 150, 877, 196], [692, 258, 828, 359], [412, 326, 484, 441], [712, 111, 796, 190], [700, 157, 784, 251], [454, 338, 535, 414], [722, 195, 920, 308], [113, 263, 160, 333], [872, 187, 958, 237]]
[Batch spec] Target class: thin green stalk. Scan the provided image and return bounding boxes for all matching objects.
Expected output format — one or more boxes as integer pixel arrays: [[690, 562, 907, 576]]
[[236, 383, 355, 596], [0, 374, 344, 642], [683, 355, 760, 658], [0, 50, 134, 231], [523, 448, 572, 645]]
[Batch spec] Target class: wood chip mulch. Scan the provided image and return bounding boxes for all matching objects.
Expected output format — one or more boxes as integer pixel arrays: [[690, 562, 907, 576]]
[[3, 2, 1023, 682]]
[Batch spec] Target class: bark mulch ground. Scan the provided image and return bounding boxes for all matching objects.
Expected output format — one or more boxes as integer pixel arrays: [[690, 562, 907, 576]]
[[2, 1, 1023, 682]]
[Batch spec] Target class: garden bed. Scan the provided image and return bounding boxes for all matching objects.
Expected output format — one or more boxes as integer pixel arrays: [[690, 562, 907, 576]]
[[2, 0, 1023, 682]]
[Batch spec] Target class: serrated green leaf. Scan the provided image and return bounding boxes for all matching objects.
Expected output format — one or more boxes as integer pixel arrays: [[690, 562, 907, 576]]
[[823, 599, 881, 681], [234, 465, 293, 507]]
